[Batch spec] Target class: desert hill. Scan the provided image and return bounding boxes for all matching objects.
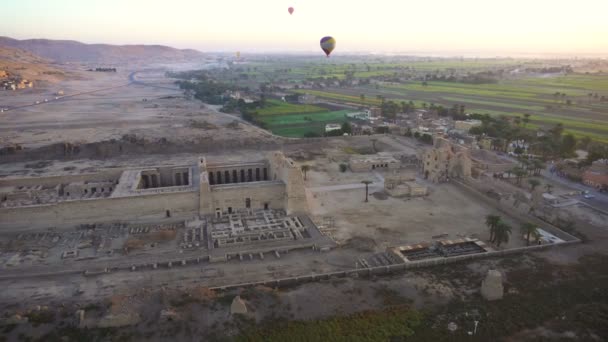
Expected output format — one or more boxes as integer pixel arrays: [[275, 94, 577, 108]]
[[0, 36, 204, 64], [0, 45, 68, 83]]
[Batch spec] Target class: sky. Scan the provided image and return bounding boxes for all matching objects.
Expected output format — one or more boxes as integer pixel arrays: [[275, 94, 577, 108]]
[[1, 0, 607, 56]]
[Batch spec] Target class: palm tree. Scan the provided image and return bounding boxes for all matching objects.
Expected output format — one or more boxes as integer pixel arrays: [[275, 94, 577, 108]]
[[485, 215, 501, 242], [528, 179, 541, 191], [520, 222, 540, 246], [513, 167, 527, 186], [513, 116, 522, 126], [532, 159, 545, 176], [493, 222, 512, 247], [300, 165, 310, 180], [361, 180, 373, 202]]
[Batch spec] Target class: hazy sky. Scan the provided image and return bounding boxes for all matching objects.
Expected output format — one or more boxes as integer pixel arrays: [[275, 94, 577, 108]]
[[1, 0, 607, 56]]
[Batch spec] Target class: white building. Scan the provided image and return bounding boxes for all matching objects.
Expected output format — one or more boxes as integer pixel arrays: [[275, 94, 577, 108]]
[[325, 123, 342, 132]]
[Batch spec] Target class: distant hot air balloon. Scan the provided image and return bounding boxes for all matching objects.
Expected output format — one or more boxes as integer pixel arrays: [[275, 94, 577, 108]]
[[320, 36, 336, 57], [288, 7, 294, 15]]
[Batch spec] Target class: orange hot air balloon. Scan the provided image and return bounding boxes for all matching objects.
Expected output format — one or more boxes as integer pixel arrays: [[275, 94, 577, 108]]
[[320, 36, 336, 57], [288, 7, 294, 15]]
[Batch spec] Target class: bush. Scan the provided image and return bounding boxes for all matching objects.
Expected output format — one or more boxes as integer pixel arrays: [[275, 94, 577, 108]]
[[339, 164, 348, 172], [304, 131, 321, 138]]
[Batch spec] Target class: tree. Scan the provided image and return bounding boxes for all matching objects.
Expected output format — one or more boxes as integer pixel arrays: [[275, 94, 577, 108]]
[[550, 123, 564, 141], [513, 116, 522, 127], [512, 167, 527, 186], [520, 222, 540, 246], [523, 113, 531, 127], [528, 179, 541, 192], [300, 165, 310, 180], [493, 222, 512, 247], [553, 92, 560, 103], [361, 180, 373, 202], [419, 134, 433, 145], [531, 159, 545, 176], [578, 136, 592, 150], [545, 183, 554, 194], [341, 121, 353, 135], [485, 215, 501, 242], [586, 143, 608, 164], [339, 163, 348, 172], [360, 94, 365, 105], [560, 134, 577, 157]]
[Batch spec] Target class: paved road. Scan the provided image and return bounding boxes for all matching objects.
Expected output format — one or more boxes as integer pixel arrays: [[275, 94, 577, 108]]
[[542, 165, 608, 212]]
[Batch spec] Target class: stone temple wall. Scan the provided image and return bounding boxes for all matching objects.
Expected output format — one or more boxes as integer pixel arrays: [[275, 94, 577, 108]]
[[0, 191, 198, 232], [270, 151, 309, 214]]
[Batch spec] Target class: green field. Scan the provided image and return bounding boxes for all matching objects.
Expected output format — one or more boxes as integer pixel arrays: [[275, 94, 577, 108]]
[[259, 109, 351, 138], [256, 99, 325, 116], [302, 75, 608, 139], [212, 57, 608, 141]]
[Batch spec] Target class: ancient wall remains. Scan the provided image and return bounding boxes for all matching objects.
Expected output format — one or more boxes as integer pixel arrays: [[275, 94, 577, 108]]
[[0, 191, 198, 231], [206, 182, 286, 215], [270, 151, 309, 214], [349, 154, 401, 172], [421, 137, 472, 183]]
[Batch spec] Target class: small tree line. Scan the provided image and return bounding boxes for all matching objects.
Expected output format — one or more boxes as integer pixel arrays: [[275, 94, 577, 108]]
[[485, 215, 540, 247]]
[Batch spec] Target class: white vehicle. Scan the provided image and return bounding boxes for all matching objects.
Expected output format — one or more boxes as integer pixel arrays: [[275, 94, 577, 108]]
[[44, 98, 48, 102], [35, 101, 40, 104], [55, 97, 59, 100]]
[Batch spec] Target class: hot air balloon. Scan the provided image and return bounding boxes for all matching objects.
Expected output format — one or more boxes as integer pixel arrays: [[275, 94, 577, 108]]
[[320, 36, 336, 57], [288, 7, 294, 15]]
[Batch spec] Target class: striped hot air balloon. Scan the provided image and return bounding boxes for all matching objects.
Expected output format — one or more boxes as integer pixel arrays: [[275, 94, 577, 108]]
[[320, 36, 336, 57]]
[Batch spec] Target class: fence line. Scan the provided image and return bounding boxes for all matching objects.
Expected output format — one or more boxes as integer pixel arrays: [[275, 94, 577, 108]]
[[209, 239, 580, 291]]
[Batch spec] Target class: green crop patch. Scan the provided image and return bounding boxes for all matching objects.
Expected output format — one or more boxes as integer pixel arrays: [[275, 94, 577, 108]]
[[256, 99, 325, 116]]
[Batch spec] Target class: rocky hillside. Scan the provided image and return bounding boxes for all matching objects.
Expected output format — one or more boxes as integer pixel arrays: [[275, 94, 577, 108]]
[[0, 45, 68, 83], [0, 36, 204, 63]]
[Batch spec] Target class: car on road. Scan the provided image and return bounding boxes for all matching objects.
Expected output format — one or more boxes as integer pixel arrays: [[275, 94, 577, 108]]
[[44, 99, 48, 102], [35, 101, 40, 104], [583, 194, 595, 199]]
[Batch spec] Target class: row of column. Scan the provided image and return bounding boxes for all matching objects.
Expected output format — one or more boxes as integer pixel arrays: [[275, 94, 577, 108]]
[[371, 163, 389, 170], [141, 174, 159, 189], [174, 172, 189, 186], [208, 167, 268, 185]]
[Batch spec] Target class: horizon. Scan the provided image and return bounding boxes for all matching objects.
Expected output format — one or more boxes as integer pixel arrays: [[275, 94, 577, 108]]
[[4, 35, 607, 59], [1, 0, 607, 58]]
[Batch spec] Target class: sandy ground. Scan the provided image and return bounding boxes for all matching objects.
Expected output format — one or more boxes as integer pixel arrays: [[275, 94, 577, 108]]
[[308, 183, 526, 251], [0, 67, 268, 149]]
